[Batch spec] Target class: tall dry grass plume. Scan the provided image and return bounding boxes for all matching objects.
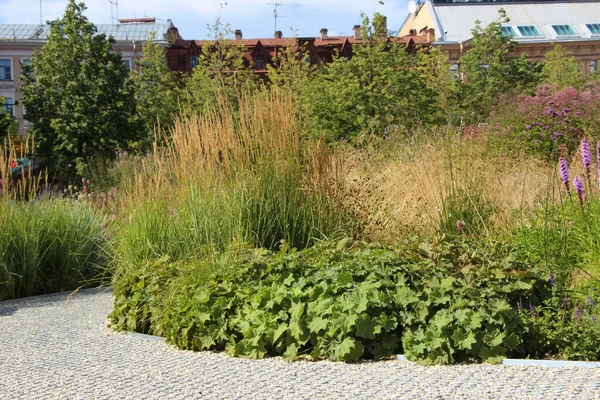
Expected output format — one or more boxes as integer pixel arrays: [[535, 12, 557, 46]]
[[343, 133, 557, 241]]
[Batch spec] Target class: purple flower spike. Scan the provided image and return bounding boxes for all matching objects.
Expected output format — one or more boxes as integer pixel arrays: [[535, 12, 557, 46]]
[[597, 141, 600, 189], [529, 302, 535, 313], [575, 308, 583, 319], [519, 297, 523, 311], [550, 275, 555, 286], [589, 296, 594, 307], [574, 176, 585, 205], [580, 138, 592, 179], [559, 158, 571, 194]]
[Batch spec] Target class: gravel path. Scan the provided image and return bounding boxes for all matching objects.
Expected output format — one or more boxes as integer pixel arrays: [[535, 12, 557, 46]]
[[1, 288, 600, 400]]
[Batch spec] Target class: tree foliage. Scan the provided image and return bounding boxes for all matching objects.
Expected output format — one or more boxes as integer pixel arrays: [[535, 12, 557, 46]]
[[132, 34, 180, 149], [20, 0, 140, 177], [304, 13, 436, 142], [0, 98, 17, 139], [184, 15, 255, 113], [457, 9, 542, 122], [542, 43, 582, 89]]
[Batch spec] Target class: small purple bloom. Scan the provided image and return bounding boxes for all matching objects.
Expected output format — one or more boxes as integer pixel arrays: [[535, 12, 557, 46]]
[[525, 125, 532, 131], [550, 275, 555, 286], [545, 108, 554, 116], [534, 121, 543, 127], [580, 138, 592, 179], [592, 316, 597, 323], [543, 125, 550, 130], [529, 302, 535, 313], [574, 176, 585, 205], [548, 101, 555, 105], [551, 132, 563, 141], [576, 111, 582, 116], [589, 296, 594, 306], [563, 108, 570, 113], [559, 158, 570, 194], [575, 308, 583, 319], [456, 220, 462, 232]]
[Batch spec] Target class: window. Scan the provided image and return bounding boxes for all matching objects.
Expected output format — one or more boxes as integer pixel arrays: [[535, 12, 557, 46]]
[[517, 25, 541, 37], [255, 55, 265, 70], [21, 58, 30, 66], [587, 24, 600, 35], [122, 59, 132, 70], [501, 26, 515, 37], [1, 97, 14, 115], [552, 25, 576, 36], [591, 60, 597, 74], [0, 60, 12, 80], [449, 64, 459, 80], [190, 56, 198, 69]]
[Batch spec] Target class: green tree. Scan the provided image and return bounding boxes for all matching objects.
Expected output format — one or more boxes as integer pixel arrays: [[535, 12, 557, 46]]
[[20, 0, 140, 177], [457, 9, 542, 122], [0, 98, 17, 139], [132, 34, 180, 148], [184, 14, 255, 113], [417, 46, 455, 122], [304, 12, 436, 142], [542, 43, 582, 88], [266, 38, 316, 97]]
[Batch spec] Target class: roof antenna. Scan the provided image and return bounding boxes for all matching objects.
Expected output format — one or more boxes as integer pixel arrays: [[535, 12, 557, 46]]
[[109, 0, 119, 24], [269, 2, 284, 34]]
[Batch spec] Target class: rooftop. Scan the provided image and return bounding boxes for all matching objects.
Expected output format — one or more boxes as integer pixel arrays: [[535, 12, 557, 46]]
[[0, 19, 175, 43]]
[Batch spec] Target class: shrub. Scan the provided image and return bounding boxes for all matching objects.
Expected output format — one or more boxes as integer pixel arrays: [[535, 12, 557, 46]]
[[0, 199, 109, 301], [110, 236, 551, 364]]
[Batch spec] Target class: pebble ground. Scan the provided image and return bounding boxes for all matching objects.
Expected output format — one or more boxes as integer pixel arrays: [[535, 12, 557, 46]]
[[1, 288, 600, 399]]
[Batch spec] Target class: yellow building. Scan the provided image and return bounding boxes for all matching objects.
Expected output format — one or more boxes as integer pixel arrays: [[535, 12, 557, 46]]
[[399, 0, 600, 74]]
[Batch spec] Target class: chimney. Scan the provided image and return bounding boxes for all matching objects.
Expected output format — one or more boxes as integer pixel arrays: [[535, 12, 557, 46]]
[[235, 29, 242, 40], [353, 25, 362, 40], [274, 30, 283, 39], [409, 29, 417, 35], [427, 28, 435, 42], [320, 28, 328, 40], [381, 16, 388, 38]]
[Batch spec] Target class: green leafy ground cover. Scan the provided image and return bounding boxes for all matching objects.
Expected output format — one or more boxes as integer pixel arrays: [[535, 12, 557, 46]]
[[110, 237, 595, 364]]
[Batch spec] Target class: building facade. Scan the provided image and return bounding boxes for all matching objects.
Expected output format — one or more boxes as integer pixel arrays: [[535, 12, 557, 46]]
[[399, 0, 600, 74], [0, 18, 179, 133]]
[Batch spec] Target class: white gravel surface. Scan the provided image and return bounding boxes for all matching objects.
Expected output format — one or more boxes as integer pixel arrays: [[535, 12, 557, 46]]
[[1, 288, 600, 399]]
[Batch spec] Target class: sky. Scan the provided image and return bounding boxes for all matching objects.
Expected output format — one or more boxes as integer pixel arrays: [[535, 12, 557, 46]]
[[0, 0, 411, 39]]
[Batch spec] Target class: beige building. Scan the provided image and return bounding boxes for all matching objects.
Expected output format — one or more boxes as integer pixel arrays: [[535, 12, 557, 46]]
[[0, 18, 179, 133], [399, 0, 600, 74]]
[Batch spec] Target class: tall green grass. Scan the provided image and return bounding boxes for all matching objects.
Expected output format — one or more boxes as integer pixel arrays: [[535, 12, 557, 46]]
[[0, 199, 109, 301], [113, 89, 350, 273]]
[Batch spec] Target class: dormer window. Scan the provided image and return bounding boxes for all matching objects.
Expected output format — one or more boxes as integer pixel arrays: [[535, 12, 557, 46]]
[[190, 56, 198, 69], [552, 25, 576, 36], [255, 55, 265, 70], [501, 26, 515, 37], [517, 25, 541, 37], [586, 24, 600, 36]]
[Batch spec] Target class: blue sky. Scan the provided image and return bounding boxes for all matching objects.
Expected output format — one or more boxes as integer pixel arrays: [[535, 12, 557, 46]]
[[0, 0, 410, 39]]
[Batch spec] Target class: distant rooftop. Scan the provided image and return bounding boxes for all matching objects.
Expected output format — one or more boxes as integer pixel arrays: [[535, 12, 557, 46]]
[[0, 19, 175, 42], [407, 0, 600, 43]]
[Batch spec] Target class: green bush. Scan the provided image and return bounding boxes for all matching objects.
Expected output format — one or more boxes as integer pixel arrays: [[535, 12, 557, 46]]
[[110, 236, 551, 364], [0, 199, 109, 300], [519, 286, 600, 361]]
